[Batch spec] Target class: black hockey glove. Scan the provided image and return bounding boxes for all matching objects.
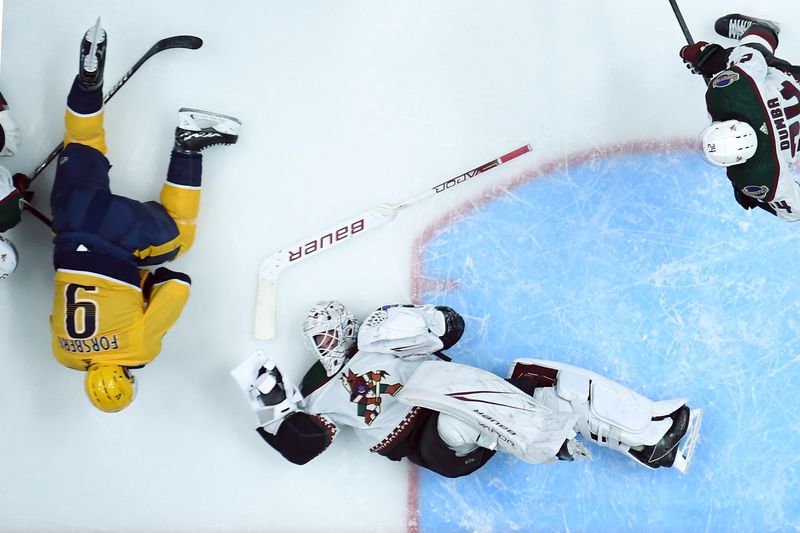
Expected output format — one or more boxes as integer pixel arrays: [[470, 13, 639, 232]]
[[732, 186, 778, 216], [732, 185, 759, 210], [141, 267, 191, 299], [679, 42, 728, 77], [12, 173, 33, 202]]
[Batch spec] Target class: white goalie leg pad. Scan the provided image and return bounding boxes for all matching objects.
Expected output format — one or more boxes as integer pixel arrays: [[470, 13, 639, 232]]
[[230, 350, 305, 434], [515, 358, 686, 453], [436, 413, 481, 456]]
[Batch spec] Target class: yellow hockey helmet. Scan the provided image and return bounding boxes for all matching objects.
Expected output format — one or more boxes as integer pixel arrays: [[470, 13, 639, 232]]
[[84, 364, 136, 412]]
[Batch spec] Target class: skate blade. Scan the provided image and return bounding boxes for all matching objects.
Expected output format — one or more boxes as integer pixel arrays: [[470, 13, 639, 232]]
[[671, 407, 702, 473], [178, 108, 242, 127]]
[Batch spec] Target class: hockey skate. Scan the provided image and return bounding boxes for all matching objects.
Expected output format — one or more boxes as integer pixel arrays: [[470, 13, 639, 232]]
[[714, 14, 780, 41], [628, 405, 703, 472], [79, 17, 107, 89], [174, 108, 241, 153]]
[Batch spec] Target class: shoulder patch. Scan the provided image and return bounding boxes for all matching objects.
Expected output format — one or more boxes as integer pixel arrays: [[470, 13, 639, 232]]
[[742, 185, 769, 200], [711, 71, 740, 88]]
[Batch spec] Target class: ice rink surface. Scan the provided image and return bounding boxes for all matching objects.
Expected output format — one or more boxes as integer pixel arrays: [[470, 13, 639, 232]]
[[0, 1, 799, 532]]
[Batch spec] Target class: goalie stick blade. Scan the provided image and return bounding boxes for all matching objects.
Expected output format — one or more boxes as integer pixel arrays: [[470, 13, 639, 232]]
[[254, 277, 278, 340], [671, 407, 703, 473]]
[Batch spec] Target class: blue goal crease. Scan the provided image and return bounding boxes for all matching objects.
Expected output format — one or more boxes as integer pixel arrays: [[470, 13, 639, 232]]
[[413, 148, 800, 533]]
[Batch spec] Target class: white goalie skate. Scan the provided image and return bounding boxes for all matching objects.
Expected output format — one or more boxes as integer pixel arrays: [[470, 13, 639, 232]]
[[670, 407, 702, 473]]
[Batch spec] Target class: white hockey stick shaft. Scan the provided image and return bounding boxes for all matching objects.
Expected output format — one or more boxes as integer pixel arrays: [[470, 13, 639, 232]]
[[254, 144, 532, 339]]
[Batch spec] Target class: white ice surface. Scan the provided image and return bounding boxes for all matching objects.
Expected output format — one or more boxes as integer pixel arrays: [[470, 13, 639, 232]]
[[0, 1, 798, 532]]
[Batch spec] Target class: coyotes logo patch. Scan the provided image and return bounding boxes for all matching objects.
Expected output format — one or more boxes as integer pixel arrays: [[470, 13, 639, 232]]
[[341, 369, 402, 425]]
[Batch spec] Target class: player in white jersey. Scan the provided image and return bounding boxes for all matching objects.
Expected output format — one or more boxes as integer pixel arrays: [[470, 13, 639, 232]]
[[0, 91, 27, 280], [232, 302, 702, 477], [679, 14, 800, 220]]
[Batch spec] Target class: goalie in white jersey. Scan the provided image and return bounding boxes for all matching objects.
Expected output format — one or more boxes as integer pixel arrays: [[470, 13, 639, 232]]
[[232, 302, 702, 477], [679, 14, 800, 220]]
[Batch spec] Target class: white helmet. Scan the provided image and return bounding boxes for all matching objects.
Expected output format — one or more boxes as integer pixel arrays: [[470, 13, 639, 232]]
[[0, 234, 18, 280], [699, 120, 757, 167], [302, 300, 360, 377]]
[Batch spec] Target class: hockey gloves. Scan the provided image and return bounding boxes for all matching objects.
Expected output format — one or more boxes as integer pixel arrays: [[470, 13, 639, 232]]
[[679, 42, 728, 78], [732, 185, 759, 210], [141, 267, 191, 299], [12, 173, 32, 202], [732, 185, 778, 216]]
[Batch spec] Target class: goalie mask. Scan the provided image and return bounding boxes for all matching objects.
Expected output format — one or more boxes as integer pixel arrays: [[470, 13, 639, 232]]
[[699, 120, 757, 167], [0, 234, 18, 280], [302, 300, 360, 377]]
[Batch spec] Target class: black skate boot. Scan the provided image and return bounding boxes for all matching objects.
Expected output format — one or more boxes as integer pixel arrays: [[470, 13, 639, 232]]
[[714, 14, 780, 41], [79, 18, 107, 90], [174, 108, 241, 154], [628, 405, 690, 469]]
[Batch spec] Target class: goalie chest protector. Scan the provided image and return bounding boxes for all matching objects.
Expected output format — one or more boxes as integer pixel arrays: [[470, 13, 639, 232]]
[[302, 350, 431, 450]]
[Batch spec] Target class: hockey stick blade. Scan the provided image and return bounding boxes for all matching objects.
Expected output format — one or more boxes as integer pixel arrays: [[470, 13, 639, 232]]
[[117, 35, 204, 95], [254, 144, 533, 340], [29, 35, 203, 184]]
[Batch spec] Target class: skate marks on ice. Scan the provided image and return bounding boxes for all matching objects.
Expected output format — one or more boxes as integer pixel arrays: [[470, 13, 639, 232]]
[[411, 142, 800, 532]]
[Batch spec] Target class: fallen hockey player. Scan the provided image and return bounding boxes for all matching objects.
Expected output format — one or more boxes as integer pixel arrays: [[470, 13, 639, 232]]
[[232, 302, 702, 477], [49, 20, 241, 412], [679, 13, 800, 219]]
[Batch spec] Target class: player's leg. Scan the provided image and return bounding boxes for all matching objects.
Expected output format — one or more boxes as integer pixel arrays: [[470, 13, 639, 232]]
[[51, 22, 113, 240], [158, 109, 241, 257], [400, 410, 495, 478], [509, 359, 702, 472], [158, 151, 202, 257], [64, 20, 107, 154]]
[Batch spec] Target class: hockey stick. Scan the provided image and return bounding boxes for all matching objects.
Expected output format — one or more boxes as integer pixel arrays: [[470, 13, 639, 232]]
[[28, 35, 203, 184], [20, 199, 53, 229], [667, 0, 711, 83], [667, 0, 695, 46], [254, 144, 533, 340]]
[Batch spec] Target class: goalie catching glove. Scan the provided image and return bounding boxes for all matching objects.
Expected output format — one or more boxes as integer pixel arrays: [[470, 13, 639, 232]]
[[230, 350, 304, 434]]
